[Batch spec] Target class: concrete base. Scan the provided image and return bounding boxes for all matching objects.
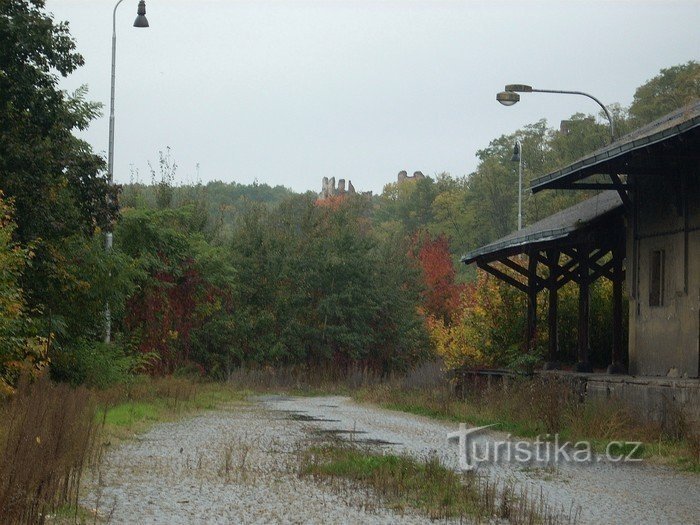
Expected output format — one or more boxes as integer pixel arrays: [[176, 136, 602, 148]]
[[574, 361, 594, 373], [606, 362, 627, 375], [540, 371, 700, 432], [543, 361, 560, 371]]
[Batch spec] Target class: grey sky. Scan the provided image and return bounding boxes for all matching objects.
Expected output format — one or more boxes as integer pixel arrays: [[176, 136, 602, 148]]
[[45, 0, 700, 194]]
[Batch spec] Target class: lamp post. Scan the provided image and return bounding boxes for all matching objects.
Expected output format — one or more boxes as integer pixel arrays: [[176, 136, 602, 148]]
[[496, 84, 615, 142], [105, 0, 149, 343], [511, 141, 523, 230]]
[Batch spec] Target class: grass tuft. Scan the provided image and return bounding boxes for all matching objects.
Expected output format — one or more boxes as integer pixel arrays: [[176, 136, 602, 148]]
[[301, 443, 572, 523]]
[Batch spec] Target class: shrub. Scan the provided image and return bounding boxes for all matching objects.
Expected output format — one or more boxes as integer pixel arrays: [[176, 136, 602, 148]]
[[50, 339, 135, 389]]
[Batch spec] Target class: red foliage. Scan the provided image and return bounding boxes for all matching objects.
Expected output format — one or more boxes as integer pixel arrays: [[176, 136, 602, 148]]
[[315, 195, 347, 210], [124, 260, 217, 375], [413, 233, 466, 323]]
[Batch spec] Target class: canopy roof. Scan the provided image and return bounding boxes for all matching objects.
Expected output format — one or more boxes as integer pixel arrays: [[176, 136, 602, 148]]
[[462, 191, 622, 264], [531, 101, 700, 193]]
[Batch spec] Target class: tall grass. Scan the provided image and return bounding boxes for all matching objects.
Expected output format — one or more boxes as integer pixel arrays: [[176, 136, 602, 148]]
[[96, 376, 244, 441], [0, 378, 98, 524], [226, 363, 383, 393], [0, 375, 244, 524], [371, 376, 639, 439], [356, 366, 700, 468]]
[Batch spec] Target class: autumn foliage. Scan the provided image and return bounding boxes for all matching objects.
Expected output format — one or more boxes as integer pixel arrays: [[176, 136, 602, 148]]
[[125, 264, 213, 375], [0, 194, 50, 397], [412, 233, 465, 323]]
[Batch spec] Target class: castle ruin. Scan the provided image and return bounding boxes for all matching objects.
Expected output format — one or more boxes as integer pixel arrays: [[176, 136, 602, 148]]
[[319, 177, 362, 199], [397, 170, 425, 183]]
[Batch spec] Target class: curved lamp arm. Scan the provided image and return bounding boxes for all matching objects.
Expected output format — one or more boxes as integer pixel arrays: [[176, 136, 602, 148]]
[[530, 88, 615, 141], [500, 84, 616, 142]]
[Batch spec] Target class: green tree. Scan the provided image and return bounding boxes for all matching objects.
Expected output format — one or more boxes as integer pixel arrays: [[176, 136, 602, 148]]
[[629, 61, 700, 126], [0, 0, 118, 343], [0, 193, 48, 395]]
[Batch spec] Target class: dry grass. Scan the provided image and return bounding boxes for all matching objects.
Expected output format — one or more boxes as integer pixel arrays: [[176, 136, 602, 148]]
[[0, 378, 99, 525], [354, 366, 699, 468], [225, 363, 699, 470], [226, 363, 384, 394], [0, 375, 245, 524], [95, 376, 245, 442]]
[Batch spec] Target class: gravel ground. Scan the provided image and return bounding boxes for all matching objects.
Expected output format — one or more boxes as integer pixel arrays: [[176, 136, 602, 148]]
[[84, 395, 700, 524], [83, 401, 440, 525], [262, 395, 700, 525]]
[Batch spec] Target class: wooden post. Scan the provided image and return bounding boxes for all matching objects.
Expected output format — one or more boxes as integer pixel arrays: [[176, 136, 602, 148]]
[[544, 249, 559, 369], [526, 253, 538, 350], [608, 243, 626, 374], [575, 246, 593, 373]]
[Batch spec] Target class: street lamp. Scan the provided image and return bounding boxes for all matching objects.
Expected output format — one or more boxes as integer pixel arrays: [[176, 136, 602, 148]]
[[496, 84, 615, 141], [105, 0, 149, 343], [511, 141, 523, 230]]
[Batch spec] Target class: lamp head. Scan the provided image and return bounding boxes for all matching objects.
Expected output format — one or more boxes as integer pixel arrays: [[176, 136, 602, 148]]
[[133, 0, 149, 27], [511, 142, 521, 163], [505, 84, 533, 93], [496, 91, 520, 106]]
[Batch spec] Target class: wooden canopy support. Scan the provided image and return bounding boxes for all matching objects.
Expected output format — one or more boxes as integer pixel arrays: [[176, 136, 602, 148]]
[[609, 174, 632, 209], [476, 261, 528, 293], [575, 244, 593, 373], [526, 252, 538, 350], [474, 232, 626, 374], [545, 249, 560, 368], [607, 241, 627, 374]]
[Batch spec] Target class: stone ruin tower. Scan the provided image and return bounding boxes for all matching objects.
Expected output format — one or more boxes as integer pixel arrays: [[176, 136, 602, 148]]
[[319, 176, 357, 199], [397, 170, 425, 183]]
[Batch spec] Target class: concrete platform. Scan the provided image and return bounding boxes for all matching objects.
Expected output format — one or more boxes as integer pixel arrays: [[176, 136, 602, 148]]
[[540, 371, 700, 433]]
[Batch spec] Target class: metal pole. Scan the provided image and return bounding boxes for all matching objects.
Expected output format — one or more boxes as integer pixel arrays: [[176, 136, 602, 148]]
[[531, 88, 616, 141], [108, 0, 125, 187], [517, 141, 523, 230], [105, 0, 126, 343]]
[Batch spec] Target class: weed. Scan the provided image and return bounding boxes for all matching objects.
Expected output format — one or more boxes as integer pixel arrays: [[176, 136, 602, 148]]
[[0, 378, 99, 524], [300, 442, 573, 524], [355, 373, 697, 467]]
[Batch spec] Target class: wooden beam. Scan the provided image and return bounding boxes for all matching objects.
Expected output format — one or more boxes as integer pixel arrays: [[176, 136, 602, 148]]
[[477, 261, 528, 294], [538, 258, 579, 292], [589, 257, 615, 282], [546, 249, 559, 365], [608, 243, 626, 374], [610, 173, 632, 209], [499, 257, 534, 280], [575, 244, 593, 373], [526, 254, 538, 350]]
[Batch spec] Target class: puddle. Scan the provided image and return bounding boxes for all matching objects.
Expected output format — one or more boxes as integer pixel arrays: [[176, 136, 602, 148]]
[[358, 438, 400, 446], [314, 429, 368, 435], [286, 413, 341, 423]]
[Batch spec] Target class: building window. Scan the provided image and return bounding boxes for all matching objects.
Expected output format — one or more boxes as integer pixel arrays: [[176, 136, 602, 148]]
[[649, 250, 665, 307]]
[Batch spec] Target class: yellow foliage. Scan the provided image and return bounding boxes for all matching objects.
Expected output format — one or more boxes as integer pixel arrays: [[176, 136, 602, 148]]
[[0, 192, 50, 396], [426, 314, 484, 369]]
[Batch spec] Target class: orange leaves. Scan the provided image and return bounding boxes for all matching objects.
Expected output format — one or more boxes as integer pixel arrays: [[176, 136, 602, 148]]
[[315, 195, 347, 210], [412, 233, 465, 324]]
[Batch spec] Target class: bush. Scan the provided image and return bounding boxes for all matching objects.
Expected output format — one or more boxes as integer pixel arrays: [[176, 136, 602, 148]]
[[50, 339, 135, 389]]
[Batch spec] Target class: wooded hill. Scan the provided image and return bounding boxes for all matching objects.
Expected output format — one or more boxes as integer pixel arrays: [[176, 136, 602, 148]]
[[1, 0, 698, 391]]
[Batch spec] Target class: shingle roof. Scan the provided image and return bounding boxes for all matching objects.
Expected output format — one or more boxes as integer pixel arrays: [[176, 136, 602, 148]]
[[531, 100, 700, 193], [461, 191, 622, 264]]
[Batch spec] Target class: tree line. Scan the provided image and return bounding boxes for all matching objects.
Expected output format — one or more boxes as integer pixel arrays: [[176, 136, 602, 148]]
[[1, 0, 699, 392]]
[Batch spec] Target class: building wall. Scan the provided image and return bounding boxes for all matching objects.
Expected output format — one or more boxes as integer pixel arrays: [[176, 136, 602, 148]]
[[627, 172, 700, 378]]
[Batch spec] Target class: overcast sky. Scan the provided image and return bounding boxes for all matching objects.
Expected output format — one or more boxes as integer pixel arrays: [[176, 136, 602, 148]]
[[45, 0, 700, 194]]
